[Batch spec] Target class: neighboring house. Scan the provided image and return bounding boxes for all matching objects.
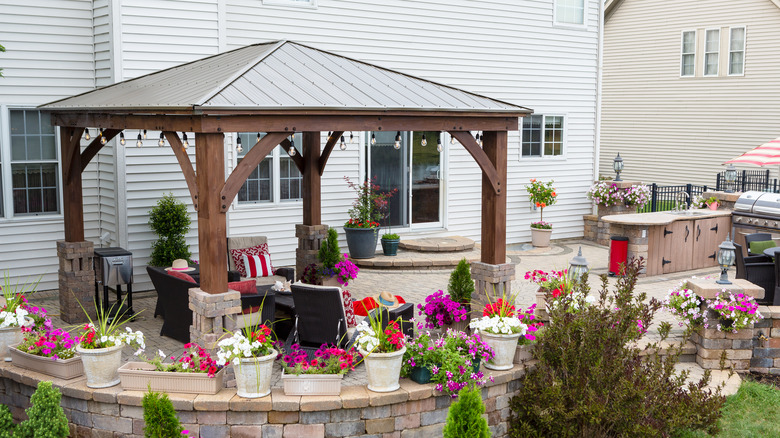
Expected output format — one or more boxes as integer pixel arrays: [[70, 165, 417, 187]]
[[0, 0, 602, 291], [601, 0, 780, 187]]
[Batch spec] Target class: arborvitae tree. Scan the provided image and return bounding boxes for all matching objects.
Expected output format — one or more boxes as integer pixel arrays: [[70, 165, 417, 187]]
[[0, 404, 15, 438], [148, 193, 192, 266], [443, 385, 490, 438], [15, 381, 69, 438], [318, 228, 342, 270], [448, 258, 475, 306], [143, 388, 183, 438]]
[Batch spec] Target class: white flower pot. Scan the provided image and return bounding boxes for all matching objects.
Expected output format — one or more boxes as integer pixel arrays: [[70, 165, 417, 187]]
[[530, 227, 552, 248], [481, 332, 521, 370], [359, 347, 406, 393], [75, 343, 124, 388], [0, 325, 25, 362], [233, 349, 276, 398]]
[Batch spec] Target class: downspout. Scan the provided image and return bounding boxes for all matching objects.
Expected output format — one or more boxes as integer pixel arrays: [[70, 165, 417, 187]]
[[593, 0, 605, 214]]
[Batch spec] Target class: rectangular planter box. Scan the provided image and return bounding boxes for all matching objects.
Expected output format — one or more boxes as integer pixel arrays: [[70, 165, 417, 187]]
[[9, 345, 84, 380], [281, 370, 343, 396], [118, 362, 225, 395]]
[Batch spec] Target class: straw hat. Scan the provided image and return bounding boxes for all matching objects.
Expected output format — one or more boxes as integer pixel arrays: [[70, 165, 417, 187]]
[[373, 291, 400, 309], [165, 259, 196, 272]]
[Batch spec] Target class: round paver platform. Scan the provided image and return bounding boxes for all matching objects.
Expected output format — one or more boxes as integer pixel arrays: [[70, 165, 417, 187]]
[[398, 236, 475, 252]]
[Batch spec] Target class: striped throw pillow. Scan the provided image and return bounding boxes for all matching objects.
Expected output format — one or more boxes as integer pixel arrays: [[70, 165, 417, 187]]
[[242, 253, 273, 278]]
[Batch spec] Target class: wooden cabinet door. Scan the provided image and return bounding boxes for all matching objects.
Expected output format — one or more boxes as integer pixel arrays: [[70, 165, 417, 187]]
[[693, 217, 729, 269], [646, 226, 663, 276], [663, 220, 694, 274]]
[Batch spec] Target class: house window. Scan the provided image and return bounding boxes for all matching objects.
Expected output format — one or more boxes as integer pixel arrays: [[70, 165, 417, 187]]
[[729, 27, 746, 75], [681, 30, 696, 77], [555, 0, 585, 25], [522, 115, 564, 158], [704, 29, 720, 76], [236, 132, 302, 204], [9, 109, 59, 215]]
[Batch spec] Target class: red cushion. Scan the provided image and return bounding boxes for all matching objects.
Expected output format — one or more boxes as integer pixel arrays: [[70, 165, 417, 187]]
[[341, 290, 357, 327], [353, 295, 406, 317], [228, 280, 257, 295], [242, 253, 273, 278], [229, 243, 271, 277], [167, 270, 196, 283]]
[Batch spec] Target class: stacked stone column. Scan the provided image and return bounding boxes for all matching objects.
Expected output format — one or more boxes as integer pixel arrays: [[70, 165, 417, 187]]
[[189, 288, 241, 350], [583, 180, 643, 245], [295, 224, 328, 281], [57, 240, 95, 323], [471, 262, 515, 313]]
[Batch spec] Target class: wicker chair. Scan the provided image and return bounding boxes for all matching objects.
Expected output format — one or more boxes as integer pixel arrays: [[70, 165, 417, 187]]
[[744, 233, 775, 256], [285, 283, 356, 358], [734, 243, 775, 305]]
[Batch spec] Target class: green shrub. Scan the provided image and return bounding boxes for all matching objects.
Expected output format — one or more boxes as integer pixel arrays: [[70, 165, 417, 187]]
[[448, 258, 474, 306], [15, 381, 69, 438], [382, 233, 400, 240], [318, 228, 342, 270], [148, 193, 191, 267], [443, 385, 490, 438], [509, 258, 725, 438], [143, 387, 183, 438], [0, 404, 15, 438]]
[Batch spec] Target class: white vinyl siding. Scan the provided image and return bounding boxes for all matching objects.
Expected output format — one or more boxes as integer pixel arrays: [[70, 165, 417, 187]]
[[680, 30, 696, 77], [729, 26, 746, 76], [704, 28, 719, 76], [263, 0, 317, 7]]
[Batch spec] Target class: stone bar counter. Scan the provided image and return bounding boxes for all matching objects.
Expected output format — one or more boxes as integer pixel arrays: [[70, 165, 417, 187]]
[[602, 210, 732, 276]]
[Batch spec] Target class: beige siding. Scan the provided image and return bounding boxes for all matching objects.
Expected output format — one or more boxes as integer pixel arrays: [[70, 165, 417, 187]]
[[601, 0, 780, 187]]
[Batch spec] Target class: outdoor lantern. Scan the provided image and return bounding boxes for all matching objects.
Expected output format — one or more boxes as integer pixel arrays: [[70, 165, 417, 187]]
[[724, 163, 737, 193], [119, 132, 125, 146], [340, 135, 346, 151], [569, 246, 589, 282], [716, 233, 736, 285], [182, 132, 189, 149], [613, 153, 624, 181]]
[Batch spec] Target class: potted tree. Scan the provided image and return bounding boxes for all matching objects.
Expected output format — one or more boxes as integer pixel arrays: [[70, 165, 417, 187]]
[[447, 259, 475, 331], [380, 233, 400, 256], [525, 179, 557, 248], [343, 177, 397, 259], [148, 193, 192, 267]]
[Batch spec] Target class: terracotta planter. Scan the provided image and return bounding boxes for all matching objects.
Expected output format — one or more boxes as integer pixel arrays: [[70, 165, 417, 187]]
[[0, 325, 26, 362], [359, 346, 406, 392], [75, 344, 124, 388], [281, 370, 343, 396], [514, 344, 533, 364], [118, 362, 225, 394], [344, 227, 379, 259], [480, 331, 521, 370], [530, 227, 552, 248], [233, 349, 276, 398], [9, 345, 84, 380]]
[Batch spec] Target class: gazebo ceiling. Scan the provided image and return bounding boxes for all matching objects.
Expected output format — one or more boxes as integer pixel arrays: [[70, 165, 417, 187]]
[[41, 40, 530, 117]]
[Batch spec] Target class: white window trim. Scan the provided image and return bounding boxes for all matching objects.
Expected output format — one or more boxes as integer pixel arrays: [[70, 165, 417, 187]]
[[519, 114, 567, 161], [680, 30, 696, 78], [262, 0, 317, 9], [553, 0, 588, 29], [703, 28, 720, 77], [728, 25, 747, 77], [231, 134, 303, 211]]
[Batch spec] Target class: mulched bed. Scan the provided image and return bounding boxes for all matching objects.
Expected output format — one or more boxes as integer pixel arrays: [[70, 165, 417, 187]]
[[746, 371, 780, 389]]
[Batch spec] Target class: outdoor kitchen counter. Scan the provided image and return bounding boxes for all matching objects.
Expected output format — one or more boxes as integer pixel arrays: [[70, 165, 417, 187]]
[[601, 210, 732, 276]]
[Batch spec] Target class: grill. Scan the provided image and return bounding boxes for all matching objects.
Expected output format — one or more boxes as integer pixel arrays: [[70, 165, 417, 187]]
[[93, 247, 134, 319], [733, 191, 780, 232]]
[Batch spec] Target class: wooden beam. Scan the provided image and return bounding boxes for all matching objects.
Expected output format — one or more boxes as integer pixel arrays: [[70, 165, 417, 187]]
[[449, 131, 501, 195], [278, 138, 304, 174], [195, 133, 228, 294], [318, 131, 343, 176], [163, 131, 199, 210], [53, 113, 203, 133], [302, 132, 322, 225], [60, 127, 85, 242], [480, 131, 508, 265], [220, 132, 289, 212], [80, 129, 120, 174]]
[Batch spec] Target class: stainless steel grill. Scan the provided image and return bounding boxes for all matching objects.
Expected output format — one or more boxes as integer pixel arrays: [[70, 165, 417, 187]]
[[93, 247, 134, 318], [733, 191, 780, 231]]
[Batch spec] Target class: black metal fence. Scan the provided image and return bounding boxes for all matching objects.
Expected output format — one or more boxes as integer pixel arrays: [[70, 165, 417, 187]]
[[715, 169, 776, 192], [638, 183, 709, 213]]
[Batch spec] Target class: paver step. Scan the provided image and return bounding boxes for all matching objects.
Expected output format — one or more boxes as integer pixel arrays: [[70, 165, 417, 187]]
[[398, 236, 475, 252]]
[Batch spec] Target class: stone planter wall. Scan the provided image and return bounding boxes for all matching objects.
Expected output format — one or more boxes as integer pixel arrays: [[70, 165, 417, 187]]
[[0, 361, 529, 438], [750, 306, 780, 375], [583, 180, 642, 246]]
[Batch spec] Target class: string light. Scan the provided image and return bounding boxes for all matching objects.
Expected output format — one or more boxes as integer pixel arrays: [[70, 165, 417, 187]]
[[100, 129, 107, 145], [421, 134, 427, 147], [256, 132, 261, 142], [340, 135, 347, 151], [136, 132, 143, 147], [477, 132, 483, 147], [327, 131, 332, 140], [450, 135, 456, 145], [119, 132, 126, 146], [143, 129, 147, 140], [84, 128, 91, 141], [437, 134, 443, 153], [371, 133, 376, 145], [236, 136, 243, 153], [288, 135, 296, 156], [349, 132, 355, 143], [394, 131, 401, 150], [182, 132, 189, 149], [158, 133, 165, 147]]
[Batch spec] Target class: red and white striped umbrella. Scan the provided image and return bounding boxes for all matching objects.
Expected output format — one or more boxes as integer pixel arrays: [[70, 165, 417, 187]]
[[724, 137, 780, 166]]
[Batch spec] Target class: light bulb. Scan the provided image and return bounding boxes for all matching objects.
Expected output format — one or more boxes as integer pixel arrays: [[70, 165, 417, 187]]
[[158, 133, 165, 147], [119, 132, 126, 146], [479, 132, 484, 147], [371, 133, 376, 145], [236, 136, 242, 153], [327, 131, 332, 140], [288, 146, 296, 157], [136, 133, 142, 147], [349, 132, 355, 143], [437, 135, 442, 149], [437, 143, 443, 153], [182, 132, 189, 149], [100, 129, 107, 145], [143, 129, 147, 140], [290, 136, 295, 149], [256, 132, 261, 142], [394, 131, 401, 149], [450, 136, 456, 145], [421, 134, 427, 147], [84, 128, 91, 141], [340, 136, 346, 151]]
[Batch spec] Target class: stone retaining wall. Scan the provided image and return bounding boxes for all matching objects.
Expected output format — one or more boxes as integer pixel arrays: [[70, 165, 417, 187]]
[[0, 362, 527, 438], [751, 306, 780, 375]]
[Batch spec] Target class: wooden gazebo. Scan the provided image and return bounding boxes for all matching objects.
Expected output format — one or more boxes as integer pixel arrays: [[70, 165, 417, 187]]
[[42, 41, 531, 330]]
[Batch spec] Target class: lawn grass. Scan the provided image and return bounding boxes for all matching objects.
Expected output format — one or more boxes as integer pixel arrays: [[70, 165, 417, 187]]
[[675, 380, 780, 438]]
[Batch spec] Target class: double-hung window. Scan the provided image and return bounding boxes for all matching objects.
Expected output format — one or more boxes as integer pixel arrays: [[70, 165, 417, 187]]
[[729, 27, 746, 75], [9, 109, 59, 215], [680, 31, 696, 77], [704, 29, 720, 76], [236, 132, 302, 204], [554, 0, 585, 25], [521, 115, 564, 158]]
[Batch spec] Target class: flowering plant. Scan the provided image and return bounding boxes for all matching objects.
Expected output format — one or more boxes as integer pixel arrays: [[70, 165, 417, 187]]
[[281, 343, 359, 375], [334, 257, 359, 287], [344, 176, 398, 228], [663, 281, 708, 329], [526, 179, 557, 223], [530, 221, 552, 230], [586, 181, 650, 209], [401, 329, 494, 396], [622, 184, 651, 208], [470, 295, 527, 335], [77, 300, 145, 350], [708, 291, 762, 332], [355, 312, 406, 353], [216, 324, 275, 366], [301, 257, 360, 288], [140, 343, 222, 378], [516, 304, 542, 345], [0, 274, 40, 329], [16, 327, 78, 361], [547, 288, 595, 314], [525, 269, 574, 297], [417, 290, 468, 330]]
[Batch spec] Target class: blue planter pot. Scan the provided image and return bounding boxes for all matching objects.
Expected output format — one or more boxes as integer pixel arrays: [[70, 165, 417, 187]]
[[344, 227, 379, 259], [409, 366, 432, 384], [381, 238, 400, 256]]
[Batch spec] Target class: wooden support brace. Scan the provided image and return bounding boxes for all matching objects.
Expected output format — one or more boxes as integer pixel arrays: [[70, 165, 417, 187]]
[[163, 131, 199, 210], [319, 131, 343, 176], [449, 131, 502, 195], [61, 127, 85, 181], [278, 137, 304, 173], [220, 132, 289, 212]]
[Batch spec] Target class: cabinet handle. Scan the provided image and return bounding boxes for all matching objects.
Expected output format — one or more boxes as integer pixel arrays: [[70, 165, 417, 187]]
[[708, 252, 716, 260], [696, 225, 701, 241], [664, 227, 673, 237], [662, 258, 671, 266], [685, 225, 690, 242], [710, 224, 718, 233]]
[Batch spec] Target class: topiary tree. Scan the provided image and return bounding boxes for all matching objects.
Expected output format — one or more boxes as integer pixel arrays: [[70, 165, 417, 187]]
[[318, 228, 342, 270], [15, 381, 69, 438], [0, 404, 15, 438], [143, 387, 183, 438], [443, 384, 490, 438], [148, 193, 191, 267], [448, 258, 475, 307]]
